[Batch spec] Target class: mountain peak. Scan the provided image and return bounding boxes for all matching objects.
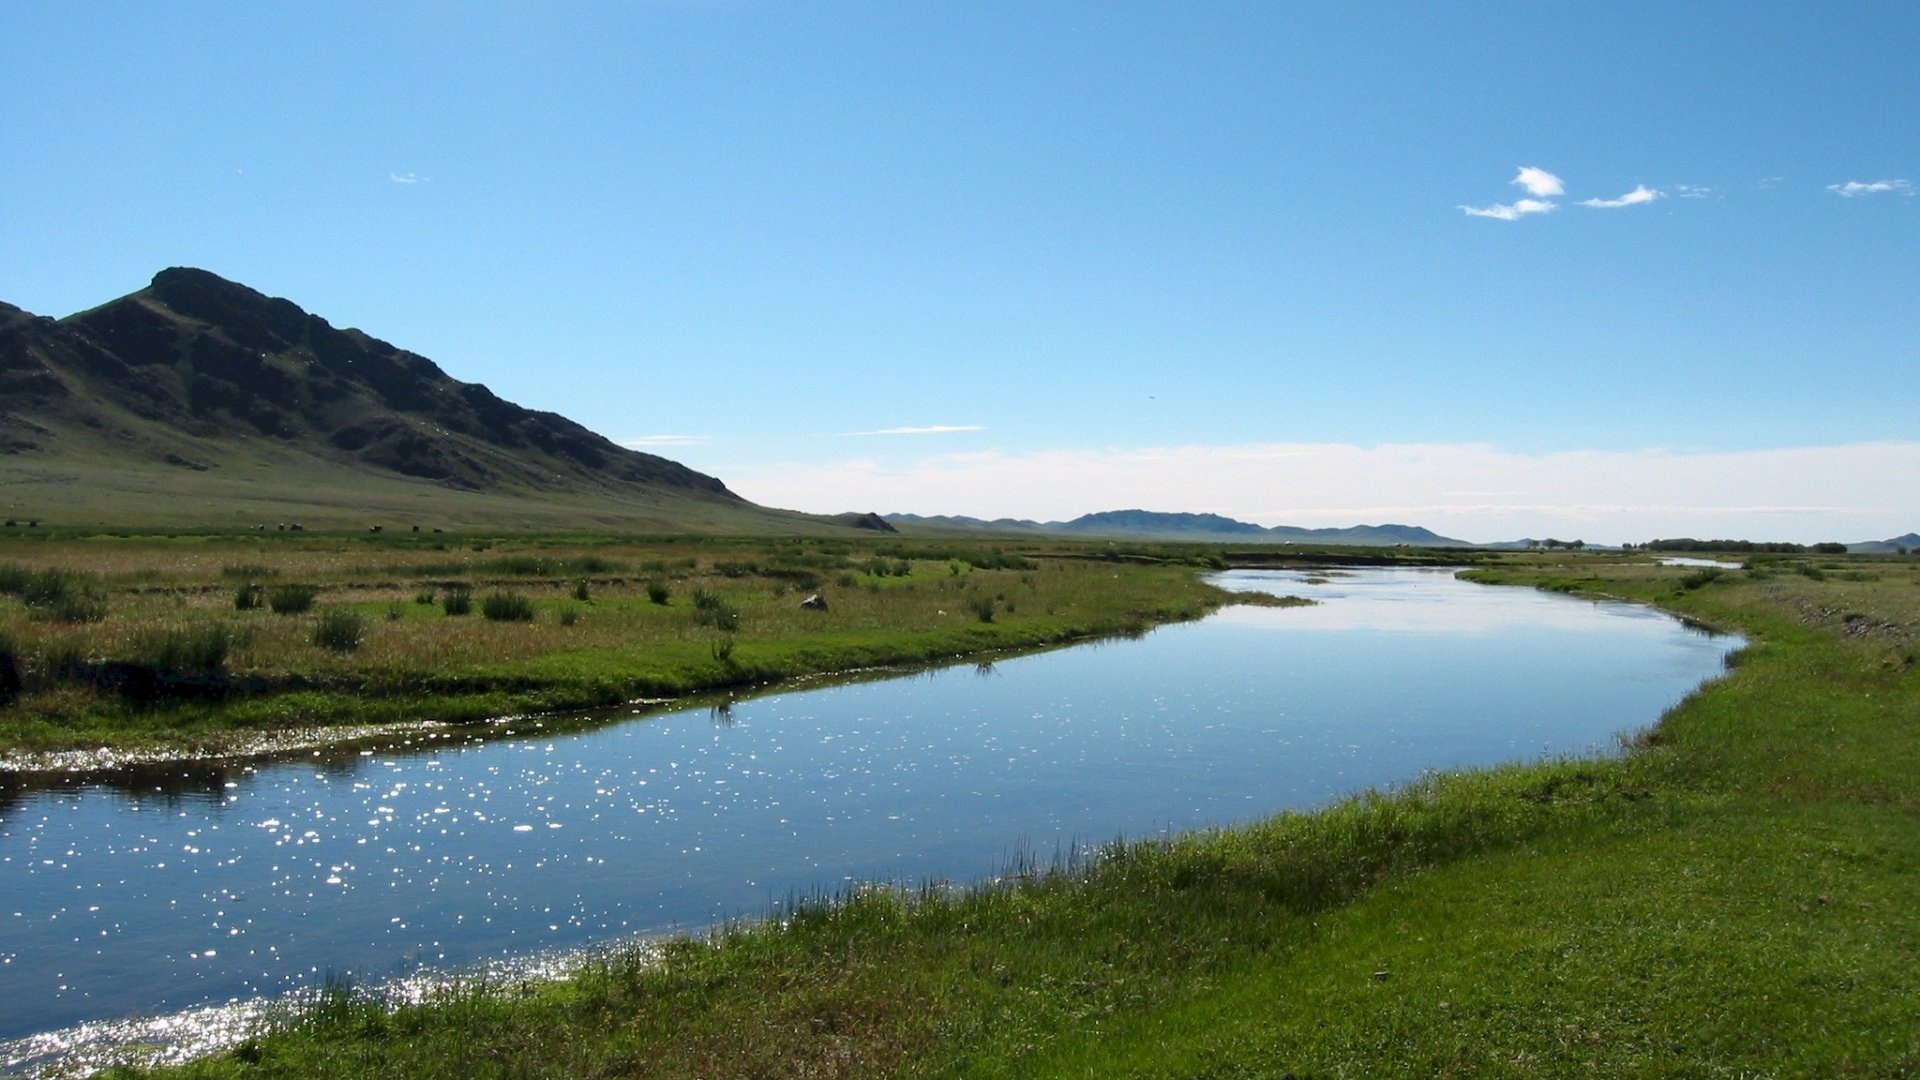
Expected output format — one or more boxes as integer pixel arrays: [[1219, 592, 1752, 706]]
[[0, 269, 768, 528]]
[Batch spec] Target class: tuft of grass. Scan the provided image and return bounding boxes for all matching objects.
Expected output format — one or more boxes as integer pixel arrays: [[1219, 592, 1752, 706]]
[[267, 584, 319, 614], [646, 581, 671, 605], [139, 623, 236, 676], [233, 583, 265, 610], [441, 588, 473, 617], [572, 578, 592, 602], [481, 591, 536, 622], [310, 609, 366, 652]]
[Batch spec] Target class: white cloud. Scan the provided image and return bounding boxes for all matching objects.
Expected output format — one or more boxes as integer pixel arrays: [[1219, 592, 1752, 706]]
[[389, 172, 428, 184], [1675, 184, 1712, 199], [621, 434, 711, 447], [1579, 184, 1663, 209], [1513, 167, 1565, 197], [1827, 179, 1914, 197], [723, 440, 1920, 547], [840, 424, 986, 437], [1460, 198, 1556, 221]]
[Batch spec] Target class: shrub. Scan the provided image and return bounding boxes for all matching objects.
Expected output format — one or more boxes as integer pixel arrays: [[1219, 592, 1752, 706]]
[[970, 596, 997, 623], [267, 584, 320, 614], [558, 607, 580, 627], [696, 601, 740, 631], [646, 581, 671, 605], [13, 570, 108, 623], [692, 587, 723, 610], [572, 579, 592, 602], [1678, 567, 1723, 591], [0, 564, 32, 594], [234, 583, 265, 610], [312, 609, 366, 652], [142, 624, 236, 675], [413, 587, 438, 605], [442, 587, 473, 616], [482, 591, 536, 622]]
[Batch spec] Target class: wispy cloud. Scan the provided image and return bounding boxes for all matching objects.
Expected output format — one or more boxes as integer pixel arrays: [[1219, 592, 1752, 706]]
[[1460, 198, 1556, 221], [1513, 167, 1565, 197], [389, 172, 429, 185], [1827, 179, 1914, 198], [621, 434, 712, 447], [723, 440, 1920, 546], [1579, 184, 1663, 209], [1675, 184, 1713, 199], [841, 424, 985, 437], [1460, 166, 1564, 221]]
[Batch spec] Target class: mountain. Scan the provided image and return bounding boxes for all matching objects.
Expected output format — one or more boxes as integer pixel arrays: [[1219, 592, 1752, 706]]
[[1849, 532, 1920, 555], [886, 510, 1472, 547], [0, 269, 824, 531]]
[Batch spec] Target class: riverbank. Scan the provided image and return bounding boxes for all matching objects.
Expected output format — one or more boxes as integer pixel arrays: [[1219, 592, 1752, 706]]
[[113, 549, 1920, 1076], [0, 533, 1289, 768]]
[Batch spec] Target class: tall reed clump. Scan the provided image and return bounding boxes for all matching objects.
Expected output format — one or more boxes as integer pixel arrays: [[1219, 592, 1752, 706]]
[[311, 609, 366, 652], [140, 623, 239, 676], [442, 587, 473, 616], [482, 591, 536, 622], [692, 588, 740, 630], [268, 584, 320, 614], [646, 581, 671, 605], [234, 582, 265, 610], [1, 567, 109, 623]]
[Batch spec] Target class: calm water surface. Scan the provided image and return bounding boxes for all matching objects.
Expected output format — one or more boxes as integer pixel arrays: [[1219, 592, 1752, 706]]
[[0, 568, 1738, 1061]]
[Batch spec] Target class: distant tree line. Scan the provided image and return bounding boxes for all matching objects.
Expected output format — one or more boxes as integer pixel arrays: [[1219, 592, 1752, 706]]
[[1643, 539, 1848, 554]]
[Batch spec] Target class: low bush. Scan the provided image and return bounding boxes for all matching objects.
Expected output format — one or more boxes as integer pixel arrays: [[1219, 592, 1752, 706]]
[[141, 624, 237, 675], [311, 609, 366, 652], [442, 588, 473, 616], [482, 592, 536, 622], [234, 583, 265, 610], [646, 581, 671, 605], [268, 584, 320, 614]]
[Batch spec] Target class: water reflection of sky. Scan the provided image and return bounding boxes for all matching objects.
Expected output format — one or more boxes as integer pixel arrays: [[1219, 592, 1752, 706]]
[[1211, 567, 1677, 635], [1, 568, 1740, 1069]]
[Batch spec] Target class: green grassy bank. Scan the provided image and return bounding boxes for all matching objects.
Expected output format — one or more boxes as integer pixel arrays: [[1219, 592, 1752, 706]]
[[0, 532, 1278, 761], [103, 551, 1920, 1078]]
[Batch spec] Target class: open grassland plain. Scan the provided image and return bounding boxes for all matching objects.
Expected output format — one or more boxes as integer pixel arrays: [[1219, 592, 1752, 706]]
[[0, 530, 1282, 765], [88, 549, 1920, 1079]]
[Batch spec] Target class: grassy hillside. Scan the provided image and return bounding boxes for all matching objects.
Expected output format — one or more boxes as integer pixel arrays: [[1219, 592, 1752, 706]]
[[0, 269, 834, 533], [111, 549, 1920, 1077]]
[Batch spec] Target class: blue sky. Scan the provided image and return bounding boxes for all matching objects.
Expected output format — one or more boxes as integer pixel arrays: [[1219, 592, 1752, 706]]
[[4, 2, 1914, 543]]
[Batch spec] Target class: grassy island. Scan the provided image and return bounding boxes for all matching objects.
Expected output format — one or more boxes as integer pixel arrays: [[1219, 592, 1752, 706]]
[[0, 530, 1283, 766], [13, 544, 1915, 1076]]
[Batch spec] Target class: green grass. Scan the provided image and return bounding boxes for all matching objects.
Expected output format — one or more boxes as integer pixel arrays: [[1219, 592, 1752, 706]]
[[0, 533, 1258, 757], [107, 549, 1920, 1078]]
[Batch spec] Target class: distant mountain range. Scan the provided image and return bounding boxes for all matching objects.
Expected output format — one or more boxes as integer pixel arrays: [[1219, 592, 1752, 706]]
[[1850, 532, 1920, 555], [0, 268, 830, 531], [886, 510, 1472, 547]]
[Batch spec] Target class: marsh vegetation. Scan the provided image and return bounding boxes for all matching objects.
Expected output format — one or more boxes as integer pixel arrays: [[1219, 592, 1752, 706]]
[[0, 532, 1241, 759]]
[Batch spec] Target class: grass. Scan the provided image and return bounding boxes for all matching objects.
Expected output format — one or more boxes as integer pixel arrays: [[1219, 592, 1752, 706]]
[[102, 547, 1920, 1078], [0, 532, 1256, 757]]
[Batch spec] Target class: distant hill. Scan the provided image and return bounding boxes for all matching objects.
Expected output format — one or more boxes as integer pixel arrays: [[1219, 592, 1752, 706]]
[[0, 268, 832, 532], [887, 510, 1472, 547], [1850, 532, 1920, 555]]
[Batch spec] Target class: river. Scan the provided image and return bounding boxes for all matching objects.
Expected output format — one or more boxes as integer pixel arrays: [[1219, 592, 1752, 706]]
[[0, 568, 1740, 1072]]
